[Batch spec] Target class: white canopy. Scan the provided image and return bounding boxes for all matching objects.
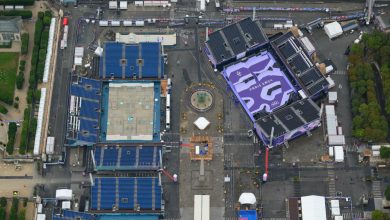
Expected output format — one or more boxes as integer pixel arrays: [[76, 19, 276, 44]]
[[301, 195, 327, 220], [194, 117, 210, 130], [238, 192, 256, 205], [324, 21, 343, 39]]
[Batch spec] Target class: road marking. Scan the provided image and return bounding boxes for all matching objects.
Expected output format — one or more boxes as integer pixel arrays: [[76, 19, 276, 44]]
[[372, 180, 382, 198], [333, 70, 347, 75], [327, 164, 336, 197]]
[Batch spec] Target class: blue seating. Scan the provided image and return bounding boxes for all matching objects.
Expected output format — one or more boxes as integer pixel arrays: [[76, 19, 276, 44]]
[[105, 42, 123, 78], [52, 210, 95, 220], [80, 78, 101, 90], [70, 85, 100, 100], [78, 133, 97, 143], [100, 42, 163, 79], [94, 147, 101, 166], [120, 147, 137, 167], [139, 147, 155, 166], [125, 45, 139, 78], [79, 119, 98, 134], [80, 100, 99, 119], [141, 43, 160, 78], [102, 147, 118, 167], [90, 177, 161, 211]]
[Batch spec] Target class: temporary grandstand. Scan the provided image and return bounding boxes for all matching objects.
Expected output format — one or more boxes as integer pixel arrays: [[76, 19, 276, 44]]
[[52, 210, 161, 220], [100, 42, 164, 79], [67, 78, 102, 146], [204, 17, 268, 69], [100, 81, 161, 142], [90, 177, 163, 213], [92, 144, 162, 171], [204, 17, 329, 147]]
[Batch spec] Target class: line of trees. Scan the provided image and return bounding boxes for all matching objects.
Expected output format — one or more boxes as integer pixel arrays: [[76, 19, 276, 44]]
[[16, 60, 25, 90], [20, 10, 52, 154], [349, 31, 390, 142], [0, 0, 34, 6], [0, 10, 32, 19], [6, 122, 17, 155], [21, 33, 29, 55]]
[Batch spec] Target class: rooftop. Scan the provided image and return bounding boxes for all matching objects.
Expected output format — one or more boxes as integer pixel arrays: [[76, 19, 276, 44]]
[[255, 98, 320, 138], [205, 17, 268, 64], [0, 16, 22, 33]]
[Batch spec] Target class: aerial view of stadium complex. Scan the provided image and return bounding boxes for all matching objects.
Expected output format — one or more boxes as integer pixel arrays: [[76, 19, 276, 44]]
[[2, 0, 389, 219], [205, 18, 329, 147]]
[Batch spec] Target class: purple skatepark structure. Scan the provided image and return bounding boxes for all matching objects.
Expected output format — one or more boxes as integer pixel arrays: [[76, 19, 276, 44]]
[[223, 52, 295, 121]]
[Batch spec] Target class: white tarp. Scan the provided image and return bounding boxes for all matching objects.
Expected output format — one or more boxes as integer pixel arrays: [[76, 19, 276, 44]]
[[328, 91, 337, 103], [119, 1, 128, 9], [301, 195, 327, 220], [330, 199, 339, 208], [328, 135, 345, 146], [108, 1, 117, 9], [324, 21, 343, 39], [94, 47, 103, 57], [43, 18, 56, 83], [33, 88, 46, 155], [56, 189, 73, 200], [74, 47, 84, 57], [62, 201, 71, 210], [334, 146, 344, 162], [74, 57, 82, 66], [300, 36, 315, 55], [194, 117, 210, 130], [37, 214, 46, 220], [238, 193, 256, 205]]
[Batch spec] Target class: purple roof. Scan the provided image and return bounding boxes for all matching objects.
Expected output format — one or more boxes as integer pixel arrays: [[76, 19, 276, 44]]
[[224, 53, 295, 114]]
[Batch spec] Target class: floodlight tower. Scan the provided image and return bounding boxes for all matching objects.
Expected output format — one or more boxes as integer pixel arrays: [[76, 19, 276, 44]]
[[263, 127, 274, 182]]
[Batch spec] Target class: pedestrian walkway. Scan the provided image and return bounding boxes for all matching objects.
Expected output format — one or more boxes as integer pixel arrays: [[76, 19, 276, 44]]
[[372, 180, 382, 198], [327, 164, 336, 197], [342, 211, 363, 220], [333, 70, 347, 75]]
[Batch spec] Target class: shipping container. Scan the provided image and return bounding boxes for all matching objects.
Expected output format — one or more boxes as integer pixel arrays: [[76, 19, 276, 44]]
[[4, 5, 14, 10], [99, 20, 109, 26], [110, 20, 121, 26], [14, 5, 24, 10]]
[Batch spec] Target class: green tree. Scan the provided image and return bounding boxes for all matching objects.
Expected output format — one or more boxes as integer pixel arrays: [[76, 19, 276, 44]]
[[380, 146, 390, 159], [372, 210, 389, 220], [0, 197, 6, 207]]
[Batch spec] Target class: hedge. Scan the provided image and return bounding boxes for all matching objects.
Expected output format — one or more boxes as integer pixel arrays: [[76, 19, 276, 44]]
[[9, 198, 18, 220], [19, 107, 30, 154], [21, 33, 29, 55], [0, 105, 7, 114], [0, 10, 32, 19], [16, 73, 24, 89], [0, 207, 4, 220], [6, 122, 17, 155], [1, 0, 34, 6]]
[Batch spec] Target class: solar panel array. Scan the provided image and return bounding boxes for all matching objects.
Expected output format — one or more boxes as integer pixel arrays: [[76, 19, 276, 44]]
[[52, 210, 96, 220], [94, 146, 161, 170], [101, 42, 163, 79], [69, 77, 102, 144], [91, 177, 162, 211]]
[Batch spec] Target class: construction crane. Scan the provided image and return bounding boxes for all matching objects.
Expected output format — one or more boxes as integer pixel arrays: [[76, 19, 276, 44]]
[[263, 127, 274, 182]]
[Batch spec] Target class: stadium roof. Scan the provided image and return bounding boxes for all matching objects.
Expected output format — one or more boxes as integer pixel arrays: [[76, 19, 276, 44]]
[[255, 98, 320, 139], [205, 17, 268, 64], [271, 32, 329, 96]]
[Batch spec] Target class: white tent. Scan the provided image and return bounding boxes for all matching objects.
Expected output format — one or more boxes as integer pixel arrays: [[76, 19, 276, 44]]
[[324, 22, 343, 39], [334, 146, 344, 162], [238, 192, 256, 205], [301, 195, 327, 220], [329, 91, 338, 104], [194, 117, 210, 130], [56, 189, 73, 200], [94, 47, 103, 57]]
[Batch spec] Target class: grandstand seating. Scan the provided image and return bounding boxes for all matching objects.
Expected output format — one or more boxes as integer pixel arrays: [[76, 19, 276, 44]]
[[93, 146, 161, 170], [101, 42, 164, 79], [91, 177, 162, 211], [70, 85, 100, 100], [52, 210, 95, 220], [80, 100, 100, 119]]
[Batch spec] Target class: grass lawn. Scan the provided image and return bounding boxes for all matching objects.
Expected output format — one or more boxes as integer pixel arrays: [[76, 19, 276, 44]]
[[0, 52, 19, 105]]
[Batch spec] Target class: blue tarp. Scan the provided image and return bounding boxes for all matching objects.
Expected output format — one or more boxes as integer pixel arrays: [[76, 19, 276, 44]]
[[239, 210, 257, 220]]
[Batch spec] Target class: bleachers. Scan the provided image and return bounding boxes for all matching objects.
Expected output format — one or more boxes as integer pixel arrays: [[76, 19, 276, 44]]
[[104, 42, 123, 78], [80, 100, 100, 119], [125, 44, 139, 78], [80, 119, 98, 134], [52, 210, 95, 220], [101, 42, 164, 79], [78, 132, 98, 143], [93, 146, 161, 170], [91, 177, 162, 211], [70, 85, 100, 100]]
